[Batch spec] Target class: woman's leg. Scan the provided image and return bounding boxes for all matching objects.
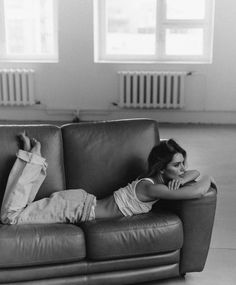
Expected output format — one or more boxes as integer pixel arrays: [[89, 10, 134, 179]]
[[14, 189, 96, 224], [1, 133, 96, 225], [0, 134, 48, 224]]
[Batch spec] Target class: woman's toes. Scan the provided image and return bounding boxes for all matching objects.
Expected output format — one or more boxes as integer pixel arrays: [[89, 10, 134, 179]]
[[18, 131, 31, 151], [31, 138, 41, 156]]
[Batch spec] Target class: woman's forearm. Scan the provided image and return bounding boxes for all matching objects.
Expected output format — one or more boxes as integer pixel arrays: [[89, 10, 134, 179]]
[[175, 175, 211, 199], [191, 175, 212, 197], [181, 170, 200, 184], [149, 175, 212, 200]]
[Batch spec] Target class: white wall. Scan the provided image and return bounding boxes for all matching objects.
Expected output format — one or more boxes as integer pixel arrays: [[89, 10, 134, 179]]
[[1, 0, 236, 123]]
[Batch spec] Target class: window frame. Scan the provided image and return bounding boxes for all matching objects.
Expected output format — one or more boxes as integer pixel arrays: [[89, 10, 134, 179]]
[[94, 0, 215, 63], [0, 0, 58, 63]]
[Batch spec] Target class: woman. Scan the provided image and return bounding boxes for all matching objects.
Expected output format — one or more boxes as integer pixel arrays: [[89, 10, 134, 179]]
[[0, 133, 215, 224]]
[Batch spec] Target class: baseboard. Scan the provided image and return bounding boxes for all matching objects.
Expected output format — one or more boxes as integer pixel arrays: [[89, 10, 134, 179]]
[[1, 106, 236, 125], [79, 109, 236, 125], [0, 105, 76, 123]]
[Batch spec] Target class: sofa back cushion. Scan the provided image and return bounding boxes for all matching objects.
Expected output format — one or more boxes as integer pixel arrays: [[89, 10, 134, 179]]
[[62, 119, 159, 198], [0, 125, 65, 205]]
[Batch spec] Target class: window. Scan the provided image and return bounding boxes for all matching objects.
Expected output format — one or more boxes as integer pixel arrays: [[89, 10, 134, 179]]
[[94, 0, 215, 63], [0, 0, 58, 62]]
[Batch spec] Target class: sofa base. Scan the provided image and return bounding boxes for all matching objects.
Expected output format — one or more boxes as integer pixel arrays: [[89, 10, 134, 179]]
[[0, 251, 180, 284], [1, 264, 179, 285]]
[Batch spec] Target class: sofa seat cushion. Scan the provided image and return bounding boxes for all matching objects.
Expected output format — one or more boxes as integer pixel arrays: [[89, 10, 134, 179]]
[[0, 224, 86, 268], [81, 211, 183, 261]]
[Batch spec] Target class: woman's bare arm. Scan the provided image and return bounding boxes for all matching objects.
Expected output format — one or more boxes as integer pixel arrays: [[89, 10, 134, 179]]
[[146, 175, 212, 200], [180, 170, 200, 184], [167, 170, 200, 191]]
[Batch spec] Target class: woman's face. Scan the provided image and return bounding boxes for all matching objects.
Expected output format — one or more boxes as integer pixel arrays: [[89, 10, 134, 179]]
[[163, 153, 185, 180]]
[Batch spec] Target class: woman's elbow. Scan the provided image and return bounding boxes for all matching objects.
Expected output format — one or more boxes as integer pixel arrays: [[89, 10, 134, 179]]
[[196, 192, 205, 199], [195, 188, 208, 199]]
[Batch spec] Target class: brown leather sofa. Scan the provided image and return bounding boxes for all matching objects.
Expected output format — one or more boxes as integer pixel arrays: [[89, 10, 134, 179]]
[[0, 119, 217, 284]]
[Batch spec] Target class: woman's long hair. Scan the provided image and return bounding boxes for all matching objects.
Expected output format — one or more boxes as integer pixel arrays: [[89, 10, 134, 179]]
[[145, 139, 186, 178]]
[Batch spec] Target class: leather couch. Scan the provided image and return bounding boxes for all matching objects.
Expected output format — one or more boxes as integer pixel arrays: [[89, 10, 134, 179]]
[[0, 119, 217, 284]]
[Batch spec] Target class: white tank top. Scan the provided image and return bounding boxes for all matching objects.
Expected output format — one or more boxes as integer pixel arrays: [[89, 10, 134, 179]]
[[113, 178, 159, 217]]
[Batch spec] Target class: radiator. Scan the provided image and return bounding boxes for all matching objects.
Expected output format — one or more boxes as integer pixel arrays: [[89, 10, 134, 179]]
[[118, 71, 188, 109], [0, 69, 35, 106]]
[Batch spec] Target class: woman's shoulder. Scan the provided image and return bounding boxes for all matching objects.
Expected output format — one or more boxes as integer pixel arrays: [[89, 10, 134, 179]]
[[137, 177, 155, 184], [137, 178, 167, 191], [135, 177, 167, 201]]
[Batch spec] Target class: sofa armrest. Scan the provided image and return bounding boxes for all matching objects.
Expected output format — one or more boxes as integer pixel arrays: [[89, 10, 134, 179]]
[[153, 185, 217, 274]]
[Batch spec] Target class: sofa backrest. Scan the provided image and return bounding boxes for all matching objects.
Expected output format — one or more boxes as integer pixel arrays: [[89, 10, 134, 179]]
[[0, 125, 65, 205], [0, 119, 159, 205], [62, 119, 159, 199]]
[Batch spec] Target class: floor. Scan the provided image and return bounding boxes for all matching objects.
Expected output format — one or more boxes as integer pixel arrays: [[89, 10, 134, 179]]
[[146, 124, 236, 285]]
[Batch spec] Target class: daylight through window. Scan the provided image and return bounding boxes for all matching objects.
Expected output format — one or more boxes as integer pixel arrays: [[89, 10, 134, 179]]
[[0, 0, 58, 62], [94, 0, 215, 63]]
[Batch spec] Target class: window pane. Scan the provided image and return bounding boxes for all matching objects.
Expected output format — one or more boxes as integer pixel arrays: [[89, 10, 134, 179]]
[[165, 28, 204, 55], [106, 0, 156, 55], [4, 0, 55, 56], [166, 0, 205, 20]]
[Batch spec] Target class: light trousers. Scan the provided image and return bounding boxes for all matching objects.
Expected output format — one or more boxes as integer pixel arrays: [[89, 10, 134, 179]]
[[0, 150, 96, 224]]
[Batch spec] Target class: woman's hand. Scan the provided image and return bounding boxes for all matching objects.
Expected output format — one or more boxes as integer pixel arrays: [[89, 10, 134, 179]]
[[168, 178, 184, 190], [179, 170, 200, 185]]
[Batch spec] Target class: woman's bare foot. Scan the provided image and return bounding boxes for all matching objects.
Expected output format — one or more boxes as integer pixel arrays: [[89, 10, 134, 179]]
[[18, 131, 31, 152], [30, 138, 41, 156]]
